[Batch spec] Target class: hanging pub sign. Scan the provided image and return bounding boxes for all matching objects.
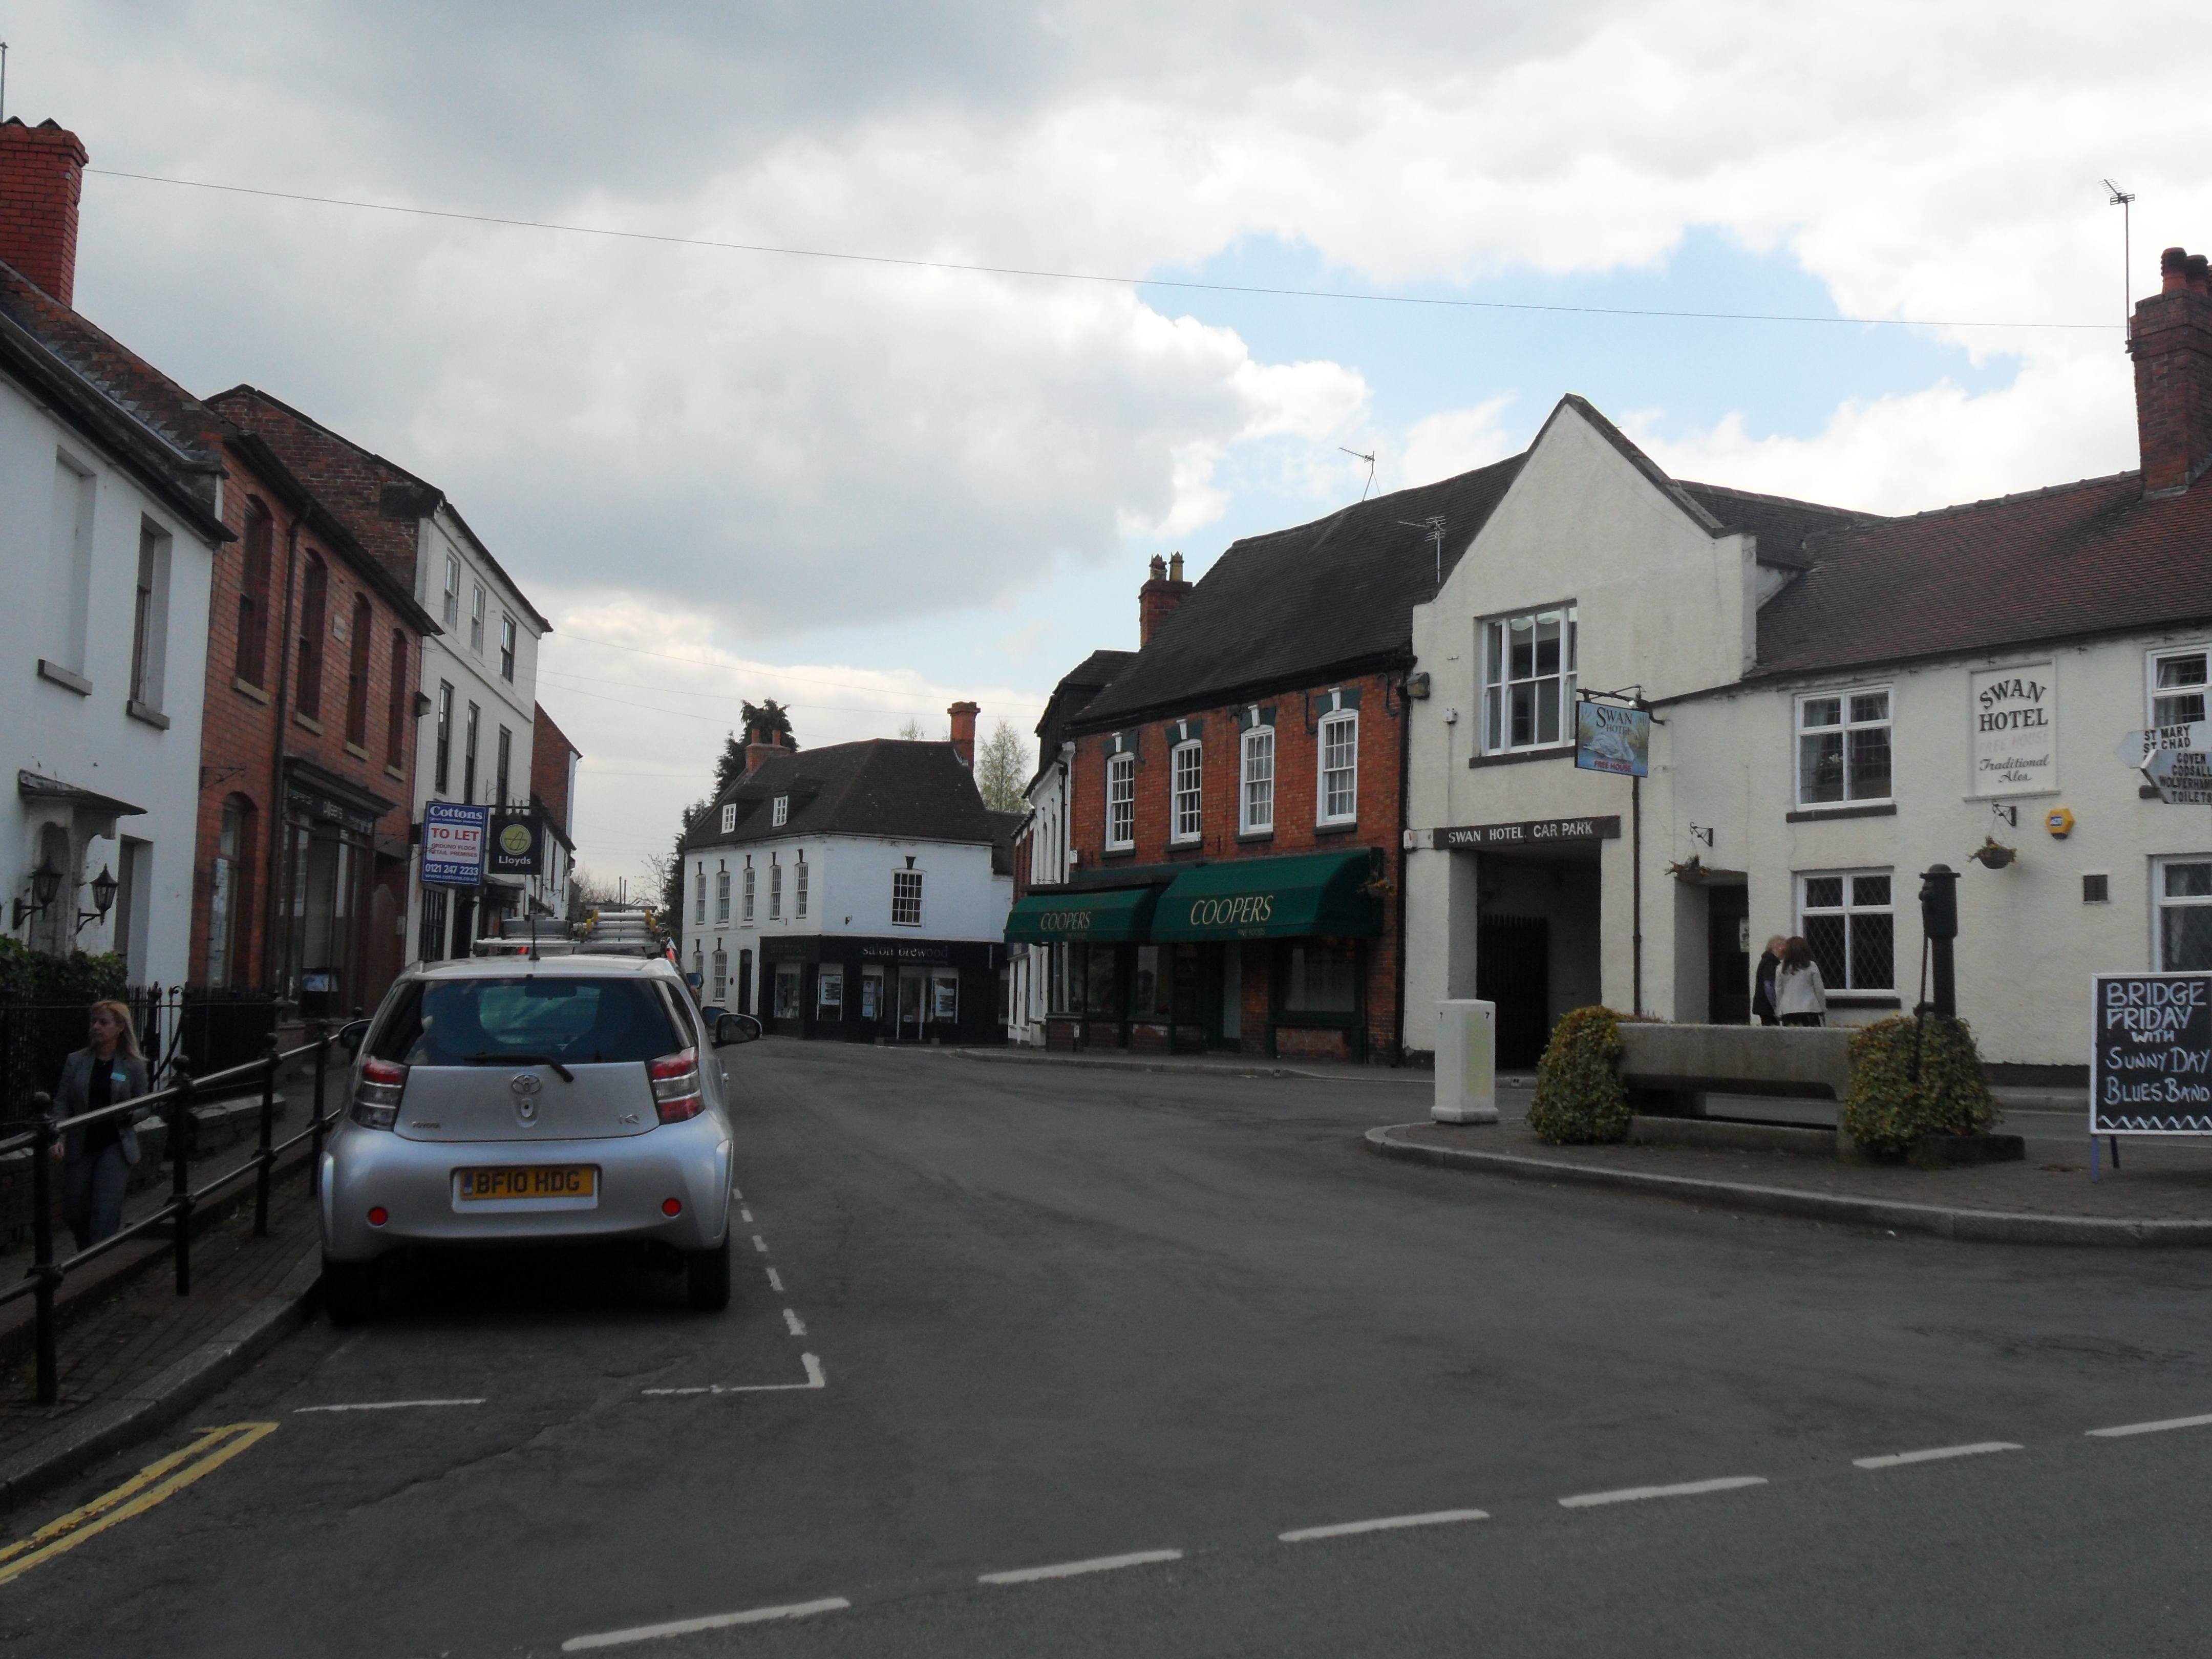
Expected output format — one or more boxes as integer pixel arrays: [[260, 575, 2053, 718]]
[[488, 810, 546, 876], [1574, 700, 1649, 777], [2091, 972, 2212, 1135], [421, 801, 490, 887], [1969, 664, 2056, 797]]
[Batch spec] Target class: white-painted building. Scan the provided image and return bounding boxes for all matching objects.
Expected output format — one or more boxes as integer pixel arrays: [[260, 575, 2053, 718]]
[[1007, 649, 1131, 1045], [680, 729, 1014, 1043], [2, 123, 229, 987], [1404, 249, 2212, 1076]]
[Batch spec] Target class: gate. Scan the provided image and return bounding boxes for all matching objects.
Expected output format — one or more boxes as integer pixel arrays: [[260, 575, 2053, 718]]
[[1477, 916, 1551, 1069]]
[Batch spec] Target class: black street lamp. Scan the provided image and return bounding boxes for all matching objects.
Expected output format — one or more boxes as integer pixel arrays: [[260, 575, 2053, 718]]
[[77, 863, 119, 934]]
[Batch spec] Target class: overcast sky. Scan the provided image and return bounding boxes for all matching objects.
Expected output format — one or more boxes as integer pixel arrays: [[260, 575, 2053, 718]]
[[6, 2, 2204, 885]]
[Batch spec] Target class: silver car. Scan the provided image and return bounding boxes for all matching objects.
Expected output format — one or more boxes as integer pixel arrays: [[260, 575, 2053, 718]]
[[319, 952, 760, 1323]]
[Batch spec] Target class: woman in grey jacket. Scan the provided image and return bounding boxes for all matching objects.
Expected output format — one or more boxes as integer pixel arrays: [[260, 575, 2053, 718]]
[[51, 1000, 150, 1251]]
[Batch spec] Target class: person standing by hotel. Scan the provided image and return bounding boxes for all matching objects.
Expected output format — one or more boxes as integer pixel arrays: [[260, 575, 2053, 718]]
[[1773, 937, 1828, 1028], [51, 1000, 150, 1251], [1753, 935, 1786, 1027]]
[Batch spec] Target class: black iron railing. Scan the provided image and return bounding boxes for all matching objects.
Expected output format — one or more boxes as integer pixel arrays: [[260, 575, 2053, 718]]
[[2, 1026, 342, 1407]]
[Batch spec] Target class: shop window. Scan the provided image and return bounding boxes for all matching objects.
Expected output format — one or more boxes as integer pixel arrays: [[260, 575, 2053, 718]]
[[1107, 753, 1135, 850], [1078, 943, 1122, 1016], [235, 499, 273, 688], [385, 631, 410, 769], [2150, 647, 2210, 728], [1482, 605, 1578, 752], [818, 964, 845, 1017], [441, 554, 461, 629], [1284, 941, 1359, 1013], [2156, 858, 2212, 970], [1797, 870, 1894, 990], [711, 948, 728, 1002], [930, 970, 959, 1022], [1318, 710, 1357, 824], [771, 860, 783, 919], [296, 553, 327, 718], [1796, 688, 1890, 806], [1172, 741, 1203, 843], [499, 614, 516, 683], [893, 869, 923, 928], [1132, 945, 1163, 1018], [861, 967, 885, 1021], [796, 856, 809, 918], [434, 682, 454, 793], [774, 960, 802, 1018], [715, 865, 730, 923], [743, 864, 756, 923], [1241, 727, 1274, 833], [345, 593, 373, 747]]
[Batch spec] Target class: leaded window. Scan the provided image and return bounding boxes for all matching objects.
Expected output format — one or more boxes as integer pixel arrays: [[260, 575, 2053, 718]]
[[1797, 870, 1894, 991]]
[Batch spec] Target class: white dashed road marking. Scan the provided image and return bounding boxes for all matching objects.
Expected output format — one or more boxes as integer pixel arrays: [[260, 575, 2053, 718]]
[[2087, 1412, 2212, 1438], [766, 1267, 784, 1292], [1559, 1476, 1767, 1509], [751, 1235, 769, 1254], [642, 1353, 826, 1397], [1854, 1442, 2020, 1470], [740, 1208, 753, 1223], [783, 1308, 807, 1337], [293, 1398, 486, 1414], [979, 1549, 1183, 1586], [562, 1597, 850, 1652], [1280, 1508, 1488, 1543]]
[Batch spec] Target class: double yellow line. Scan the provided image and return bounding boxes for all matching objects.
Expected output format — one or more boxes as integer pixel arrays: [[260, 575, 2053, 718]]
[[0, 1422, 278, 1586]]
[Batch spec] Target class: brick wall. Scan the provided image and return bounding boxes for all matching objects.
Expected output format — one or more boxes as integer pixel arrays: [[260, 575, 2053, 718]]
[[1068, 669, 1407, 1057], [0, 118, 88, 307], [189, 450, 422, 1001], [531, 703, 578, 835]]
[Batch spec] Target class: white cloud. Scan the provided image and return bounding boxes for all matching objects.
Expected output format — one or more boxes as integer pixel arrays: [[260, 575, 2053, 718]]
[[1390, 397, 1520, 491]]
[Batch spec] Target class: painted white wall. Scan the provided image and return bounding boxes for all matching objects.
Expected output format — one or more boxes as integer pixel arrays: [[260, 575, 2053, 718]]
[[1, 371, 217, 988], [1008, 748, 1069, 1044]]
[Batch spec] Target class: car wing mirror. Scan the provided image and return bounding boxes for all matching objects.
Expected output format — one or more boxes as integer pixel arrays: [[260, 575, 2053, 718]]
[[714, 1013, 762, 1047], [336, 1018, 371, 1056]]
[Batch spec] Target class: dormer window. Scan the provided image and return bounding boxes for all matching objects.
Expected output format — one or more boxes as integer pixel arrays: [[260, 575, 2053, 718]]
[[773, 795, 790, 827], [720, 802, 737, 834]]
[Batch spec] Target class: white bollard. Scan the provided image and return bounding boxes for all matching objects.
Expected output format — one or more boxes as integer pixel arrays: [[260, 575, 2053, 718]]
[[1433, 999, 1499, 1123]]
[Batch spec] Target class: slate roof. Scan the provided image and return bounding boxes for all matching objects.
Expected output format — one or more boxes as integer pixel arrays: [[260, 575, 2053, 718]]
[[987, 810, 1027, 876], [1075, 456, 1526, 728], [1677, 481, 1875, 568], [1750, 469, 2212, 679], [681, 739, 997, 852], [1026, 648, 1134, 790], [204, 384, 552, 629], [0, 259, 228, 540]]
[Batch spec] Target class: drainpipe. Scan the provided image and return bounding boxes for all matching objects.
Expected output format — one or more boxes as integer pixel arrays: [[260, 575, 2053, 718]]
[[1392, 668, 1412, 1067], [261, 512, 301, 1001]]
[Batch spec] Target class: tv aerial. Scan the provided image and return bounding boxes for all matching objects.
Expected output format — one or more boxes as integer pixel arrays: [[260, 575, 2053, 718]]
[[1339, 446, 1376, 502]]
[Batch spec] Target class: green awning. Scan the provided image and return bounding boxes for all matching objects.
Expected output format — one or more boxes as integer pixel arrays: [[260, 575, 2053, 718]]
[[1005, 884, 1161, 944], [1152, 850, 1384, 942]]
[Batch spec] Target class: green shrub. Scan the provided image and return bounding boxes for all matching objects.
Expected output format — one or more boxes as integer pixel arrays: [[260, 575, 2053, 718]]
[[1841, 1015, 2000, 1156], [1527, 1006, 1637, 1144], [1, 939, 129, 1116]]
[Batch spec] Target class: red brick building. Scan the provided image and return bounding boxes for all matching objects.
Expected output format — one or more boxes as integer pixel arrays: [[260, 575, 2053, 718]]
[[190, 420, 440, 1017], [1011, 460, 1521, 1061]]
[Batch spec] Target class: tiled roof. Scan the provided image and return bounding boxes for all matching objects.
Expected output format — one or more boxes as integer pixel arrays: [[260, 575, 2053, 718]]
[[1677, 481, 1877, 568], [1751, 470, 2212, 678], [0, 259, 227, 536], [1029, 648, 1134, 786], [1075, 455, 1526, 727], [681, 738, 996, 852]]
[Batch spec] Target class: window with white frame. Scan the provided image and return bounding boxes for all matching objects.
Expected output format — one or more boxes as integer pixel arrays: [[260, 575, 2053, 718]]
[[714, 865, 730, 923], [1172, 741, 1203, 843], [441, 554, 460, 629], [720, 802, 737, 833], [1241, 726, 1274, 833], [2156, 857, 2212, 970], [1106, 752, 1135, 849], [1796, 688, 1891, 806], [795, 855, 809, 918], [742, 864, 756, 923], [1482, 605, 1578, 752], [470, 584, 486, 654], [694, 863, 706, 925], [1797, 870, 1894, 991], [1318, 710, 1357, 824], [711, 947, 727, 1002], [892, 869, 923, 927], [499, 614, 516, 683], [2150, 647, 2210, 729], [770, 860, 783, 919], [769, 795, 789, 828]]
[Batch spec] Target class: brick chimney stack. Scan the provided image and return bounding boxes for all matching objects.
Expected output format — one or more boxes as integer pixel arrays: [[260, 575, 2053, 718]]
[[0, 118, 89, 309], [947, 701, 980, 768], [2131, 245, 2212, 496], [1138, 551, 1193, 645]]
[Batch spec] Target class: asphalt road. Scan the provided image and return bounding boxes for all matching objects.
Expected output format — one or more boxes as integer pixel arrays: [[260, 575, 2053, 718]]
[[4, 1043, 2210, 1657]]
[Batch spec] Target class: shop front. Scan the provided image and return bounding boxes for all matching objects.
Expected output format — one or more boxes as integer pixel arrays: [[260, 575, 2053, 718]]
[[274, 763, 398, 1018], [758, 934, 1004, 1045], [1005, 881, 1165, 1051]]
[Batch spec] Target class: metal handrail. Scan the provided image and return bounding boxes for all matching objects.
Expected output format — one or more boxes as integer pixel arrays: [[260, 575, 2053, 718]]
[[5, 1025, 346, 1406]]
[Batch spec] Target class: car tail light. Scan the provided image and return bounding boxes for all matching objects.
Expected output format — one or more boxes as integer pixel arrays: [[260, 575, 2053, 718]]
[[650, 1049, 704, 1123], [352, 1058, 407, 1130]]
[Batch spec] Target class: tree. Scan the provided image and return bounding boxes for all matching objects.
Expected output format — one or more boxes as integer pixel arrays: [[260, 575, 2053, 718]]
[[896, 717, 926, 741], [741, 699, 797, 751], [974, 718, 1033, 812]]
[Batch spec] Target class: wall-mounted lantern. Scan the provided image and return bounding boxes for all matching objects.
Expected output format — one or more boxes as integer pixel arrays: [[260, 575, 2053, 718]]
[[77, 863, 119, 934], [13, 854, 63, 930]]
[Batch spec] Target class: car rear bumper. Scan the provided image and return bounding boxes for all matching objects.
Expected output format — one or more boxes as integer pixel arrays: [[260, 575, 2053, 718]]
[[320, 1116, 732, 1262]]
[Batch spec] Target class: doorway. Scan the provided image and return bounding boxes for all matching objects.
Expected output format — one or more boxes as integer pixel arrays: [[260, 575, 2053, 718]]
[[897, 965, 927, 1041], [1707, 884, 1751, 1024], [1478, 916, 1551, 1069]]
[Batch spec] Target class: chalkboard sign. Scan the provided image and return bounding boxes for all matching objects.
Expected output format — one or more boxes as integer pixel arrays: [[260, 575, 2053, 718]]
[[2091, 972, 2212, 1134]]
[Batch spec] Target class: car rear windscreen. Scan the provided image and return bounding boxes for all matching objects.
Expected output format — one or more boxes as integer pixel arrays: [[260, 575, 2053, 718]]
[[372, 978, 682, 1066]]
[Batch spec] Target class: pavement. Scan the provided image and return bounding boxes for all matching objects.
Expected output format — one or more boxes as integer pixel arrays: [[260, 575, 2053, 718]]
[[0, 1040, 2208, 1655]]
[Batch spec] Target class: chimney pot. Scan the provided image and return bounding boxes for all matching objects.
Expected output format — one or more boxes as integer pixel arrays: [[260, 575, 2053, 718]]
[[2163, 247, 2190, 293], [1147, 554, 1166, 581], [1168, 551, 1184, 582], [0, 118, 90, 309], [947, 700, 980, 768], [2192, 254, 2211, 295], [1138, 551, 1195, 645]]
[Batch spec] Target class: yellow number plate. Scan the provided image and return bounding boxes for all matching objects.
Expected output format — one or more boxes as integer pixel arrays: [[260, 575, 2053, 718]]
[[455, 1165, 598, 1201]]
